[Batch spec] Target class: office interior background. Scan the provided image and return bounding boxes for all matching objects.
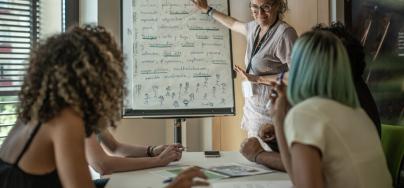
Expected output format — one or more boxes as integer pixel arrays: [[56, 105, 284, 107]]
[[0, 0, 402, 152]]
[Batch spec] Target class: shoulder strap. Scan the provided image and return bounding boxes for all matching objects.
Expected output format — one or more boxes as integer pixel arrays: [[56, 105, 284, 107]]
[[15, 122, 42, 164]]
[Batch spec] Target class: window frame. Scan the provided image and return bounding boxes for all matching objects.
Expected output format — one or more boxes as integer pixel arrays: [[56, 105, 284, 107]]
[[0, 0, 40, 144]]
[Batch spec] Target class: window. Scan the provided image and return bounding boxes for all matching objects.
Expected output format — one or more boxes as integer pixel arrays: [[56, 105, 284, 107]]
[[0, 0, 40, 145]]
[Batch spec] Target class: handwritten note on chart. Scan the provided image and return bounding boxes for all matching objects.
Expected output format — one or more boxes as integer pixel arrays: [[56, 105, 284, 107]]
[[122, 0, 234, 111]]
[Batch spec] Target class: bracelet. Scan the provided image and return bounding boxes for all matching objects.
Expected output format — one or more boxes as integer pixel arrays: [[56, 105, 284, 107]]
[[254, 150, 266, 162], [146, 146, 154, 157], [206, 6, 214, 17], [150, 146, 157, 157]]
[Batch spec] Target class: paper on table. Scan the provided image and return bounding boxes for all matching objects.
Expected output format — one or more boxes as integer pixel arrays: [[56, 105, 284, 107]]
[[151, 166, 228, 181], [208, 163, 273, 177], [210, 180, 293, 188]]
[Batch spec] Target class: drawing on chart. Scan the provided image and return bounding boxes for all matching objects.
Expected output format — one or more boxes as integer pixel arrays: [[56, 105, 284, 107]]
[[144, 93, 150, 104], [166, 86, 171, 97], [152, 85, 159, 97], [221, 83, 226, 94], [135, 84, 142, 96], [203, 93, 208, 100], [183, 99, 190, 107], [173, 100, 179, 108], [189, 93, 195, 101], [124, 0, 234, 110], [159, 95, 164, 105], [185, 82, 189, 94], [203, 77, 209, 88]]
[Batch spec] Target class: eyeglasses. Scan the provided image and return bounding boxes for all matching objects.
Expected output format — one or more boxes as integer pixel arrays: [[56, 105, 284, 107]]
[[249, 2, 274, 13]]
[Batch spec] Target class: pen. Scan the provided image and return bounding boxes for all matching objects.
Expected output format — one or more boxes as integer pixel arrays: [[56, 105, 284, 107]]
[[277, 71, 285, 85], [162, 177, 174, 184], [270, 71, 285, 97], [175, 145, 187, 151]]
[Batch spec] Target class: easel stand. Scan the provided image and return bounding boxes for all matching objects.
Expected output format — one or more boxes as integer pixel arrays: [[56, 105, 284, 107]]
[[174, 118, 185, 144]]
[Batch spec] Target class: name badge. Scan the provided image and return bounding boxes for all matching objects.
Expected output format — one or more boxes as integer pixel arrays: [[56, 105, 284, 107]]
[[242, 80, 253, 98]]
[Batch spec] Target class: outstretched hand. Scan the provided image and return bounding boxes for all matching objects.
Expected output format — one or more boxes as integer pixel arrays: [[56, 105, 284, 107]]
[[166, 166, 209, 188], [154, 143, 184, 161], [158, 145, 182, 166], [234, 65, 260, 83], [190, 0, 209, 13]]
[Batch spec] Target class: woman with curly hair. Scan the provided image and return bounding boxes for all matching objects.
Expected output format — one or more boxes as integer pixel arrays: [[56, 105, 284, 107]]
[[0, 25, 125, 188], [0, 26, 205, 188]]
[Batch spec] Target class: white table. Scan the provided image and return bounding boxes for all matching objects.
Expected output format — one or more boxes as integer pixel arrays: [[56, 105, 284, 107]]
[[105, 151, 290, 188]]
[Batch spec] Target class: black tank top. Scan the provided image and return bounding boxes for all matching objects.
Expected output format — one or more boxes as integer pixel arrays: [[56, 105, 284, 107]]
[[0, 123, 62, 188]]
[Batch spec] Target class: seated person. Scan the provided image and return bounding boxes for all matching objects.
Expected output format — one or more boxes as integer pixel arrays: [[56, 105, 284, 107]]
[[270, 29, 391, 187], [240, 123, 285, 171], [86, 129, 183, 176], [0, 25, 205, 188], [240, 22, 382, 172]]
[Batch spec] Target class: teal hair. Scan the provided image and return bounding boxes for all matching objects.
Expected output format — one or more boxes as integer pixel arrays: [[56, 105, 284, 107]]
[[287, 30, 359, 108]]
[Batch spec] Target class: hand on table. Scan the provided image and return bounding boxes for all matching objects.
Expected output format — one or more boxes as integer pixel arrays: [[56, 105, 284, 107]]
[[158, 145, 182, 166], [166, 166, 209, 188], [154, 143, 183, 161], [240, 137, 265, 162]]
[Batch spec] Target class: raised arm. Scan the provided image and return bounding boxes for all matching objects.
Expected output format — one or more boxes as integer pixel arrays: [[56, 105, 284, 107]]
[[191, 0, 247, 36], [269, 82, 294, 180]]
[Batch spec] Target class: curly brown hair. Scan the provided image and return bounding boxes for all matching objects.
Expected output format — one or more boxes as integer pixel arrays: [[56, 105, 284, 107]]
[[17, 25, 125, 136]]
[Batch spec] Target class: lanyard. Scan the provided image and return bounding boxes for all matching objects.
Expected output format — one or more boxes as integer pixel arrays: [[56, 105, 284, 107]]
[[246, 18, 278, 74]]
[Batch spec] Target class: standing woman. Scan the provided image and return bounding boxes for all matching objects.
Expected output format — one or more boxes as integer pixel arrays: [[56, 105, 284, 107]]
[[192, 0, 298, 137]]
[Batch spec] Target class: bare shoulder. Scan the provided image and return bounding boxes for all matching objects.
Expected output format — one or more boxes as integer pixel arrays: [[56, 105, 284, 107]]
[[46, 108, 86, 139]]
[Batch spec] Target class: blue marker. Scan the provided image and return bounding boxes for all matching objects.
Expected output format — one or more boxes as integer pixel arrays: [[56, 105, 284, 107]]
[[277, 71, 285, 85], [270, 71, 285, 98]]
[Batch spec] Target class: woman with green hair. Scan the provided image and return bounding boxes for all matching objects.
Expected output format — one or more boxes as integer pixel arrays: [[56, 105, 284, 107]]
[[270, 30, 392, 187]]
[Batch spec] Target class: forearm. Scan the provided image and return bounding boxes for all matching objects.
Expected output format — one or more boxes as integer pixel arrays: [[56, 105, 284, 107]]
[[110, 143, 148, 158], [257, 75, 278, 85], [211, 10, 236, 29], [256, 151, 286, 172], [91, 156, 164, 175], [210, 9, 246, 35]]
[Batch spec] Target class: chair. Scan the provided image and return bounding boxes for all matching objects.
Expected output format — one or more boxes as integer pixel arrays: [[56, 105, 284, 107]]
[[381, 124, 404, 187]]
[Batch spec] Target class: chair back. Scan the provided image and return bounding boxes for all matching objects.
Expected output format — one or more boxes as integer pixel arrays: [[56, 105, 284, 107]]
[[381, 124, 404, 187]]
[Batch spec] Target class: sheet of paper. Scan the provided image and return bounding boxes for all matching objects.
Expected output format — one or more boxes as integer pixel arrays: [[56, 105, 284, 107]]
[[151, 167, 228, 181], [207, 163, 273, 177], [242, 80, 253, 98], [210, 180, 293, 188]]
